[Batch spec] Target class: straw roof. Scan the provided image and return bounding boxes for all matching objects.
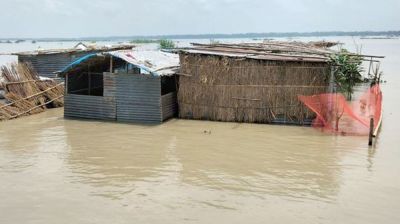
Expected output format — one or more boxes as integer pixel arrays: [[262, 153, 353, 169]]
[[178, 41, 385, 63], [178, 41, 338, 63], [11, 44, 135, 56]]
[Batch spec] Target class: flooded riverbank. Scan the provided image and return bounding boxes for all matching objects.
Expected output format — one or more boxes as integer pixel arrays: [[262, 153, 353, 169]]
[[1, 37, 400, 223], [0, 104, 399, 223]]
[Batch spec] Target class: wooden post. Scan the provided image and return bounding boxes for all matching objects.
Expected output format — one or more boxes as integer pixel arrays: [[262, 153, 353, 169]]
[[110, 56, 113, 72], [377, 62, 382, 83], [367, 57, 373, 78], [329, 66, 336, 93], [368, 118, 374, 146], [65, 74, 68, 95], [88, 63, 91, 95]]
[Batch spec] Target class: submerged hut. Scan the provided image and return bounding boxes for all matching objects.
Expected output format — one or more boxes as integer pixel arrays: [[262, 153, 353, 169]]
[[177, 42, 335, 125], [60, 50, 179, 123], [12, 44, 134, 78]]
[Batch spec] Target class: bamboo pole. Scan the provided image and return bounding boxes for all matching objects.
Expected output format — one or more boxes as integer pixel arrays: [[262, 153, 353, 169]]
[[369, 118, 374, 146], [4, 80, 50, 86], [367, 57, 373, 77], [373, 113, 383, 137], [9, 95, 64, 119], [65, 74, 69, 95], [88, 63, 91, 95], [0, 83, 63, 110], [232, 97, 261, 101], [190, 43, 386, 59]]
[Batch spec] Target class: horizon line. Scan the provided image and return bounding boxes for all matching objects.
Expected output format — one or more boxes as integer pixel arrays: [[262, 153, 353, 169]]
[[1, 30, 399, 40]]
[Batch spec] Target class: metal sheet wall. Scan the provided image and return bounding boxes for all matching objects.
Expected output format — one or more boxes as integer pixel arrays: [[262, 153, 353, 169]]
[[115, 74, 162, 123], [64, 94, 116, 120], [19, 51, 97, 78], [161, 92, 177, 121], [103, 73, 116, 97], [64, 73, 177, 124]]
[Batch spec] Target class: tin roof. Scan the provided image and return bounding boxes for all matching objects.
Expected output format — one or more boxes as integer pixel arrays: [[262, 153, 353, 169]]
[[61, 50, 180, 76], [108, 50, 179, 76]]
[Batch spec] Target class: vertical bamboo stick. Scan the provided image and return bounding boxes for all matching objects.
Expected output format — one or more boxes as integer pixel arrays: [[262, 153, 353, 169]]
[[369, 118, 374, 146]]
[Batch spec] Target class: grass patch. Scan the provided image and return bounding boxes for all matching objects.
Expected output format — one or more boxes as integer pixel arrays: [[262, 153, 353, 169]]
[[159, 39, 176, 49]]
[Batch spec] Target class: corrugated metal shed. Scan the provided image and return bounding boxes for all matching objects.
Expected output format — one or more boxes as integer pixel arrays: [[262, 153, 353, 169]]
[[18, 51, 94, 78], [65, 73, 177, 124], [13, 44, 134, 78], [62, 50, 179, 124]]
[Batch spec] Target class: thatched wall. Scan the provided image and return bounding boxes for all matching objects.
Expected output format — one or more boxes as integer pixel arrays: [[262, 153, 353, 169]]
[[178, 53, 331, 124]]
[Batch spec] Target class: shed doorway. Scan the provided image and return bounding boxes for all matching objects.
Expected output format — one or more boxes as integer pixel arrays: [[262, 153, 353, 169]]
[[66, 55, 126, 97]]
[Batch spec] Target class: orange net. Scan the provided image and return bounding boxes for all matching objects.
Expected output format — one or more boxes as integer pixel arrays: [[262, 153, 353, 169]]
[[299, 85, 382, 136]]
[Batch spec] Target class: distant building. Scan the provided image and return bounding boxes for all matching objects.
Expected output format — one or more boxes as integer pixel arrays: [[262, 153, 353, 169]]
[[60, 50, 179, 124], [12, 44, 134, 78]]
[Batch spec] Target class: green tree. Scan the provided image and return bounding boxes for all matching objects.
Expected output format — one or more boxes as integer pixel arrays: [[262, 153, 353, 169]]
[[329, 49, 364, 100]]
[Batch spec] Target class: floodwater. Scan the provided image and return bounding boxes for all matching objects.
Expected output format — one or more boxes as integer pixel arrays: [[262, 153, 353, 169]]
[[1, 37, 400, 223]]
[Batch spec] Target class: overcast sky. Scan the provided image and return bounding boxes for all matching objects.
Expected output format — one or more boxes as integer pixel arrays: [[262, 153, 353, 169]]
[[1, 0, 399, 38]]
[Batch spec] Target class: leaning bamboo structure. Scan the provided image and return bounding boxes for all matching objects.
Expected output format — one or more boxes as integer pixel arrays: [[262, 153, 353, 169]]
[[0, 63, 64, 121]]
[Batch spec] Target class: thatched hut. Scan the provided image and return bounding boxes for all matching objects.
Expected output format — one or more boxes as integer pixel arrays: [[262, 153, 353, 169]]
[[59, 50, 179, 123], [177, 42, 334, 125]]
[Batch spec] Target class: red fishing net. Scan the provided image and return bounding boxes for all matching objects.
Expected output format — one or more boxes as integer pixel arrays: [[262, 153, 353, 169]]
[[299, 85, 382, 136]]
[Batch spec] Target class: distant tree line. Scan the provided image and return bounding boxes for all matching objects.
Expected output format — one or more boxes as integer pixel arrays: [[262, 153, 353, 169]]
[[2, 31, 399, 42], [122, 31, 400, 40]]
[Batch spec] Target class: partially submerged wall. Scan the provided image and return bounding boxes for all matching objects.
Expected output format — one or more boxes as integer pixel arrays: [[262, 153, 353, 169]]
[[64, 94, 116, 120], [115, 74, 163, 123], [161, 92, 177, 121], [64, 73, 177, 123], [178, 53, 330, 124]]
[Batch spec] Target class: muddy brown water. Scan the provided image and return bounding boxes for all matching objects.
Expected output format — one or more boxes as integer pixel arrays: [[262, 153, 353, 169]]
[[1, 38, 400, 223]]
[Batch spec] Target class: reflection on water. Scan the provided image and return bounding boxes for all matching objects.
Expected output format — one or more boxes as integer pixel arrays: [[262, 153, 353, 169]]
[[62, 115, 352, 202], [0, 108, 381, 224], [1, 101, 399, 223]]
